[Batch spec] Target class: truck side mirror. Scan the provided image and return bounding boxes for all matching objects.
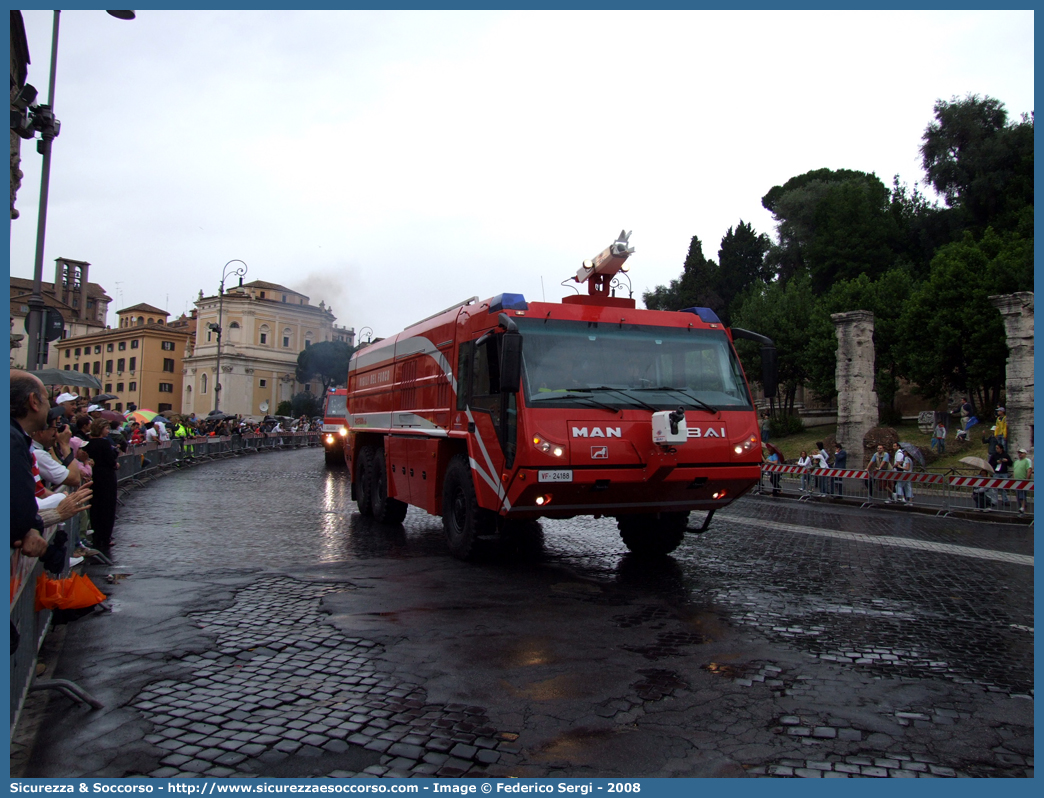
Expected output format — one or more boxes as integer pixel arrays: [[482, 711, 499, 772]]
[[500, 334, 523, 393], [761, 345, 778, 399]]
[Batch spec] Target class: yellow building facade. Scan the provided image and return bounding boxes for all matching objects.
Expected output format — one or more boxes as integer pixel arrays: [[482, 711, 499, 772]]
[[55, 304, 191, 413], [182, 280, 341, 419]]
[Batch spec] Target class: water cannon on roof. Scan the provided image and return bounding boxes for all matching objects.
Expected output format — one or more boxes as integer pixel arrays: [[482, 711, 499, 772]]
[[575, 230, 634, 298]]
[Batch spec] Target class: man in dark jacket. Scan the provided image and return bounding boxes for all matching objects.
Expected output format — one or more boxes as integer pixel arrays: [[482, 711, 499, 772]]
[[833, 443, 847, 497], [10, 370, 50, 557]]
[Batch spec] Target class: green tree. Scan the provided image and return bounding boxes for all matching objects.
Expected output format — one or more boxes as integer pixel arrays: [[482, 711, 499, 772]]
[[290, 391, 323, 418], [730, 272, 817, 417], [897, 231, 1016, 409], [642, 235, 722, 315], [295, 340, 354, 394], [920, 94, 1034, 234], [761, 168, 900, 292], [716, 220, 770, 326]]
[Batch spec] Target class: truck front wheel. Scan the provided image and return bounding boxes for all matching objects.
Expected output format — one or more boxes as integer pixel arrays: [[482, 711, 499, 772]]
[[371, 448, 408, 524], [442, 455, 496, 560], [617, 512, 689, 556], [355, 446, 376, 516]]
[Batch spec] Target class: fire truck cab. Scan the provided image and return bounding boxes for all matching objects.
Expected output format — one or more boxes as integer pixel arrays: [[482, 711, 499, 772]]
[[321, 388, 349, 467], [345, 233, 777, 559]]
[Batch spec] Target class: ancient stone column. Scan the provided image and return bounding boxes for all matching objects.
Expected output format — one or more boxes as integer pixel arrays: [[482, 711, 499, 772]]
[[832, 310, 878, 463], [989, 292, 1034, 453]]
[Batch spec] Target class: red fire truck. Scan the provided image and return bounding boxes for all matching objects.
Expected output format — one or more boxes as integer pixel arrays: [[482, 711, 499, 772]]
[[321, 388, 349, 467], [345, 232, 777, 558]]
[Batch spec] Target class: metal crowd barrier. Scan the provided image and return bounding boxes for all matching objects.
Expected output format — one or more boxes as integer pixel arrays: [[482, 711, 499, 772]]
[[10, 512, 84, 734], [758, 463, 1033, 519], [115, 432, 319, 484], [10, 431, 321, 733]]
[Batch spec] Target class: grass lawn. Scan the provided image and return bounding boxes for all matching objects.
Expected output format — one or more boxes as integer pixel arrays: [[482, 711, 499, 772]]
[[766, 421, 997, 474]]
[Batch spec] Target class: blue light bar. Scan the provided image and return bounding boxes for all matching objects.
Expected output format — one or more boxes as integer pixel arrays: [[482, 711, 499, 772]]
[[490, 293, 528, 312], [680, 307, 722, 324]]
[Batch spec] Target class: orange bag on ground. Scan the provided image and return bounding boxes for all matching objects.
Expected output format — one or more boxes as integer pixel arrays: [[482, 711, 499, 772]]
[[35, 573, 106, 612]]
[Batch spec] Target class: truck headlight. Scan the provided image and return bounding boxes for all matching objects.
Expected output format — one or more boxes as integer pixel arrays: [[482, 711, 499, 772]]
[[338, 427, 348, 437], [734, 435, 758, 455], [532, 435, 565, 457]]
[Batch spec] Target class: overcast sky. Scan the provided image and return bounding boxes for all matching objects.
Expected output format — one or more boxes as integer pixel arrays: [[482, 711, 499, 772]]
[[9, 9, 1034, 340]]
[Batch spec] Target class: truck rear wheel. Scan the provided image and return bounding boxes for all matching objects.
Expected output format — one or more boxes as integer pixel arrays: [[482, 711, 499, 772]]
[[355, 446, 376, 516], [442, 455, 496, 560], [617, 512, 689, 556], [371, 448, 408, 524]]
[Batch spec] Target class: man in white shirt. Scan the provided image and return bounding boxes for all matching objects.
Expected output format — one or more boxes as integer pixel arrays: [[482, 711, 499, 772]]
[[156, 420, 170, 442], [31, 411, 81, 490], [144, 422, 160, 444], [891, 442, 911, 504]]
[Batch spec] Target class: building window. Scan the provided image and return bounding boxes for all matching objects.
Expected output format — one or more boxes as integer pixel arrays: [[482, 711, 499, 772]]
[[259, 379, 267, 388], [283, 336, 290, 348], [74, 347, 81, 357], [107, 343, 113, 352], [305, 384, 312, 393], [201, 374, 208, 394], [159, 383, 174, 393], [260, 291, 265, 299], [116, 382, 124, 392], [162, 341, 175, 351], [131, 339, 139, 349], [65, 349, 71, 358], [118, 341, 126, 350], [72, 364, 79, 371], [158, 403, 172, 412], [94, 345, 101, 354], [206, 329, 212, 342], [129, 357, 137, 371], [117, 358, 125, 372], [105, 383, 112, 393], [129, 381, 137, 391], [105, 360, 113, 373], [282, 295, 287, 302], [93, 362, 100, 375], [163, 358, 175, 372], [115, 403, 123, 411]]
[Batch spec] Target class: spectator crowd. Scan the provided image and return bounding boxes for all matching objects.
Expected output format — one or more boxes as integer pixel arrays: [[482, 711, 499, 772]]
[[759, 401, 1031, 513], [10, 369, 324, 654]]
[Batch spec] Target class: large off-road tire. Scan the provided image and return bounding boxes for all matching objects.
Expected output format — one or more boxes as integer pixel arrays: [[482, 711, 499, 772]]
[[617, 511, 689, 556], [371, 448, 408, 524], [442, 454, 496, 560], [355, 446, 376, 516]]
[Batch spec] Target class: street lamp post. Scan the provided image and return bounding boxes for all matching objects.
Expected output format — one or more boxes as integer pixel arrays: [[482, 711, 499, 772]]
[[23, 10, 136, 371], [208, 259, 248, 413]]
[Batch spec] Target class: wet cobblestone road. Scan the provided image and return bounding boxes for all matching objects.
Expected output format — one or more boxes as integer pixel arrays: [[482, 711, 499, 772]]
[[16, 448, 1033, 778]]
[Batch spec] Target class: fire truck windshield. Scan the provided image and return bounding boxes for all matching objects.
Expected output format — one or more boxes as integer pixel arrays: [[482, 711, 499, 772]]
[[518, 318, 753, 411], [325, 393, 347, 417]]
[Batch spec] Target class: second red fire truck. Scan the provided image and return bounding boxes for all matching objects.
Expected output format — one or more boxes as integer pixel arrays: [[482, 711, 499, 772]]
[[321, 388, 349, 467], [345, 232, 777, 559]]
